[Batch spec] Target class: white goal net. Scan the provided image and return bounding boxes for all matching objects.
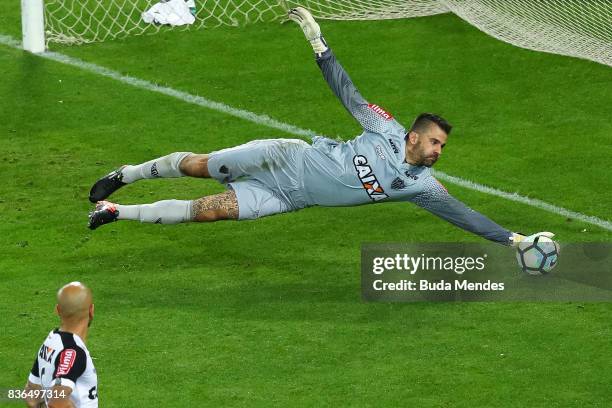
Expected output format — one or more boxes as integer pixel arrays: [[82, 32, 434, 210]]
[[41, 0, 612, 67]]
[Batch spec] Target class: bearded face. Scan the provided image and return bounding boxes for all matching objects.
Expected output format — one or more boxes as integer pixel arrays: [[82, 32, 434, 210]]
[[406, 125, 448, 167]]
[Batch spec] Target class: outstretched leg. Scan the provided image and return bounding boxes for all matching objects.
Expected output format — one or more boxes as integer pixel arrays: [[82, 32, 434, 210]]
[[88, 190, 238, 230], [89, 138, 305, 203], [89, 152, 207, 203]]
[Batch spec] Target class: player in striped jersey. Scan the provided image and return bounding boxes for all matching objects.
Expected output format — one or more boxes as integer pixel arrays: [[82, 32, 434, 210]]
[[24, 282, 98, 408]]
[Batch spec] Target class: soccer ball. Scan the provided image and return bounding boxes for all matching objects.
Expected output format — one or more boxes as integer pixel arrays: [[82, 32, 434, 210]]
[[515, 235, 560, 275]]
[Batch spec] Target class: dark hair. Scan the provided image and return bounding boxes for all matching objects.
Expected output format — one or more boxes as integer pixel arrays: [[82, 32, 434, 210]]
[[409, 113, 452, 135]]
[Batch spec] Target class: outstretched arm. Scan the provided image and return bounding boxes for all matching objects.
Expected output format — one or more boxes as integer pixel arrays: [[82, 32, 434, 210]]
[[410, 177, 555, 246], [288, 7, 398, 134], [410, 177, 513, 245]]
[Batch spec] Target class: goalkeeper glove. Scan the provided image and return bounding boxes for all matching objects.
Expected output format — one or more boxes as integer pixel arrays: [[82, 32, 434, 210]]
[[510, 231, 555, 247], [288, 7, 328, 55]]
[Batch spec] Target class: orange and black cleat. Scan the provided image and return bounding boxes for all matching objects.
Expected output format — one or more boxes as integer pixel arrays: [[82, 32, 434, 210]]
[[88, 201, 119, 230]]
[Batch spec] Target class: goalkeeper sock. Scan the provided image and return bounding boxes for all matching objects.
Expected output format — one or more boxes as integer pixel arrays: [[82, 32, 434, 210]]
[[121, 152, 192, 184], [116, 200, 194, 224]]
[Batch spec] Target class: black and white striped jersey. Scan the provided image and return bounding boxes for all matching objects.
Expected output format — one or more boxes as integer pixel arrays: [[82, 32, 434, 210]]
[[28, 329, 98, 407]]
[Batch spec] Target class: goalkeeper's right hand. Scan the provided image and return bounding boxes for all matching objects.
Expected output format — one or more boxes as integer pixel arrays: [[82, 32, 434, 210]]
[[510, 231, 555, 247], [288, 7, 328, 55]]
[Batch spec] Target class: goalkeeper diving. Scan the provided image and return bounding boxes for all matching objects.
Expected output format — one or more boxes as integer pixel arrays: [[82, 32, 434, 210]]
[[87, 7, 552, 247]]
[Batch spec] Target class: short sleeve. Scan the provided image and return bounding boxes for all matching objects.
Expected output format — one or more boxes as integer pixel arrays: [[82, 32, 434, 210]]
[[52, 347, 87, 390], [28, 356, 41, 385]]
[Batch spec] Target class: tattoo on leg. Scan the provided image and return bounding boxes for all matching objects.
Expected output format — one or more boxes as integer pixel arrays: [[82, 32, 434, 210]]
[[192, 190, 239, 221]]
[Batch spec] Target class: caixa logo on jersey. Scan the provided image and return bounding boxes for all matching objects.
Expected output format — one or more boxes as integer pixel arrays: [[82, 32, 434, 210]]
[[353, 155, 389, 201], [56, 349, 77, 376], [39, 345, 56, 363]]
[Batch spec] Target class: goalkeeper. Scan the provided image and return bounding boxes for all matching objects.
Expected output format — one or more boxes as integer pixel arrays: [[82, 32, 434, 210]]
[[88, 7, 551, 246]]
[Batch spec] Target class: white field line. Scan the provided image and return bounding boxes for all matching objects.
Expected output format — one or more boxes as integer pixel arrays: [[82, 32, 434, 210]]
[[2, 34, 611, 232], [0, 35, 315, 139], [433, 171, 612, 231]]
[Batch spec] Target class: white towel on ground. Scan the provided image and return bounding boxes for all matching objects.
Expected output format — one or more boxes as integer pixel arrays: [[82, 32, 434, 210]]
[[142, 0, 195, 26]]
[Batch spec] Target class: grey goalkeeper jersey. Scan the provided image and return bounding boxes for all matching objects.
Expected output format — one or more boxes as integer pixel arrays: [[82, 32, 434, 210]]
[[301, 49, 511, 245]]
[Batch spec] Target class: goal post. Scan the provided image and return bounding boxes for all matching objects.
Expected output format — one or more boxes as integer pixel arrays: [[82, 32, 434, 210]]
[[21, 0, 46, 53], [21, 1, 612, 67]]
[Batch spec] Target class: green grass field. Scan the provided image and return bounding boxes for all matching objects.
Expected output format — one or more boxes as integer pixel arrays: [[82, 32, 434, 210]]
[[1, 3, 611, 407]]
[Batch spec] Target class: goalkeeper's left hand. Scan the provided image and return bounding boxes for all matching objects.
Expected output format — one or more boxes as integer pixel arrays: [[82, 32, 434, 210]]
[[288, 7, 328, 55], [510, 231, 555, 247]]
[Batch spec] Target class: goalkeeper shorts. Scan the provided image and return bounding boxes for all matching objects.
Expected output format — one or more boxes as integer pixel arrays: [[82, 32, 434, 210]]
[[207, 139, 310, 220]]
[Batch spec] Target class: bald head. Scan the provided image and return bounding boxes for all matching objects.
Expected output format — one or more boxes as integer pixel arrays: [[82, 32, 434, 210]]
[[56, 282, 93, 321]]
